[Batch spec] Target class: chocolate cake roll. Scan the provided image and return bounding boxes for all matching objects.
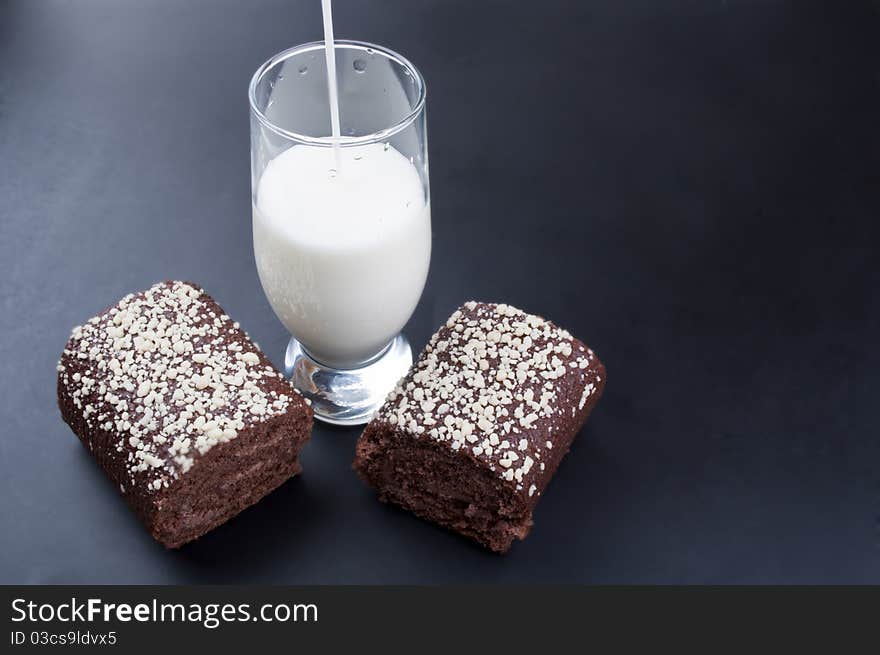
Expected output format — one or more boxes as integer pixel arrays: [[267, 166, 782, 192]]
[[354, 302, 605, 553], [57, 281, 313, 547]]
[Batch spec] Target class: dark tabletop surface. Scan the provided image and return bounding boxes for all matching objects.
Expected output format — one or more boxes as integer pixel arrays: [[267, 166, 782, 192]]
[[1, 0, 879, 584]]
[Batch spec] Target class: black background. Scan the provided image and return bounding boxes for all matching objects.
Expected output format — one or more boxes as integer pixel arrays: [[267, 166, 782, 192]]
[[1, 0, 878, 583]]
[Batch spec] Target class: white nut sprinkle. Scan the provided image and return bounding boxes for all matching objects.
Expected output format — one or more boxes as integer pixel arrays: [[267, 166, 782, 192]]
[[241, 352, 260, 365]]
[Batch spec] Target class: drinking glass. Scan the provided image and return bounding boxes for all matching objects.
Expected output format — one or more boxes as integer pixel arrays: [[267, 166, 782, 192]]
[[249, 41, 430, 425]]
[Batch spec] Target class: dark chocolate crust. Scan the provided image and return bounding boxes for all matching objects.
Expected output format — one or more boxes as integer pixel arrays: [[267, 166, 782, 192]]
[[354, 301, 605, 553], [57, 281, 312, 547]]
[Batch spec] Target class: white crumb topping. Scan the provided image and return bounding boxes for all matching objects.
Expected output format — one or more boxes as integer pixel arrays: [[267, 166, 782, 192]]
[[58, 281, 300, 494], [377, 301, 601, 490], [579, 382, 596, 410]]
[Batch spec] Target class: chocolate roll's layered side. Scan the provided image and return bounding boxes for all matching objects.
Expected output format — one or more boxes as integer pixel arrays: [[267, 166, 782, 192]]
[[57, 281, 313, 547], [354, 302, 605, 553]]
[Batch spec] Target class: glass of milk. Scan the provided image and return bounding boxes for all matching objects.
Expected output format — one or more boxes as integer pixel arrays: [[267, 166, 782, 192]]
[[249, 41, 430, 425]]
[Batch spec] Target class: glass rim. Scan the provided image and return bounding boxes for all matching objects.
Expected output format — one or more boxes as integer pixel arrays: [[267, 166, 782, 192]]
[[248, 39, 427, 147]]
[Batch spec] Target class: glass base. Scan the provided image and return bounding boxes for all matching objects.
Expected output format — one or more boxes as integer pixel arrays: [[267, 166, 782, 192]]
[[284, 334, 412, 426]]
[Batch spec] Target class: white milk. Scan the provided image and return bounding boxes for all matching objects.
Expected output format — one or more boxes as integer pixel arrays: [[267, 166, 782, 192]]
[[253, 142, 431, 368]]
